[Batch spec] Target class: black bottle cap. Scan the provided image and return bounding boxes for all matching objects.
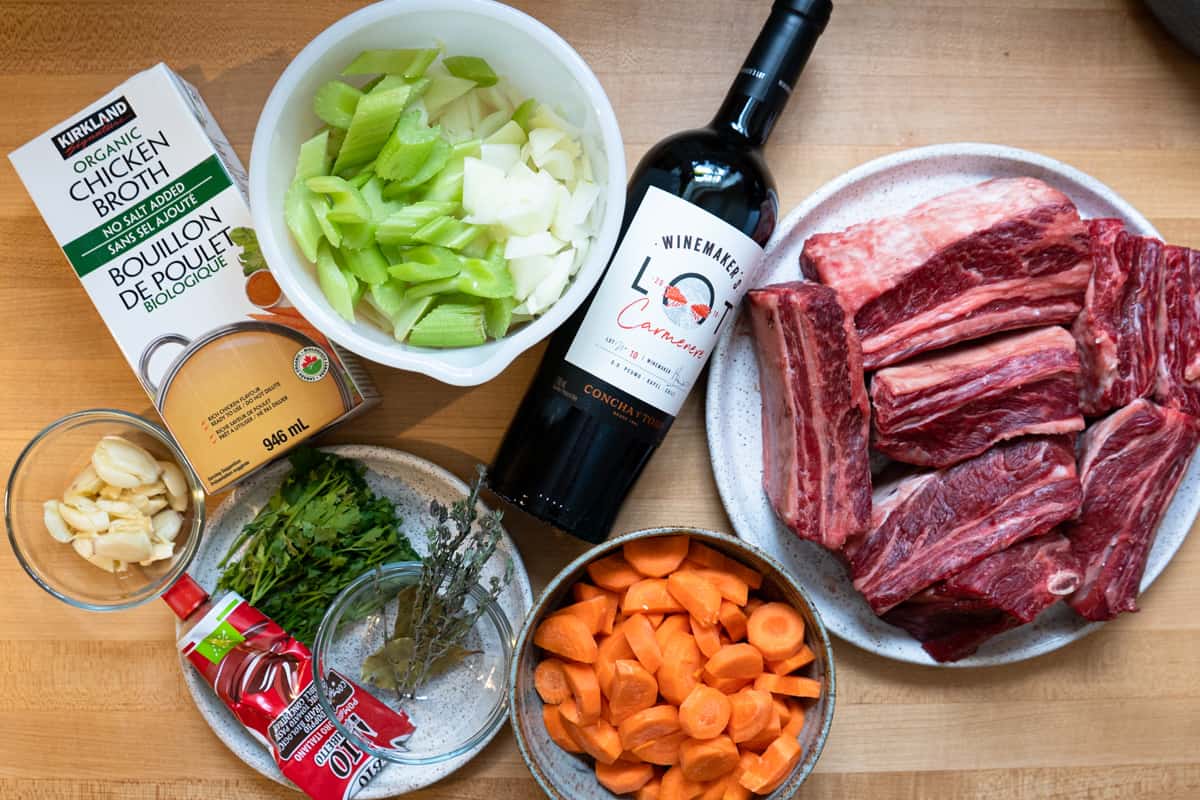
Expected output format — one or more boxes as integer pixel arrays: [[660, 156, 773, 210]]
[[773, 0, 833, 32]]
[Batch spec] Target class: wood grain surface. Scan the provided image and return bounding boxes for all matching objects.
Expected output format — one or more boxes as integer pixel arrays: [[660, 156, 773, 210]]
[[2, 1, 1198, 798]]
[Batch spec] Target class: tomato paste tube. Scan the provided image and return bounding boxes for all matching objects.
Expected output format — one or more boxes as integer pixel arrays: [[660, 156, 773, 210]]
[[164, 574, 413, 800]]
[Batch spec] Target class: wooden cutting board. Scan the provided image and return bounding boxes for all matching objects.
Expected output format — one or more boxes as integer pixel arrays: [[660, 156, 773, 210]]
[[1, 1, 1198, 798]]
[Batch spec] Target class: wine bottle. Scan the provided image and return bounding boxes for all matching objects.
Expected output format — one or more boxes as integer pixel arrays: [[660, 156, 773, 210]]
[[490, 0, 833, 542]]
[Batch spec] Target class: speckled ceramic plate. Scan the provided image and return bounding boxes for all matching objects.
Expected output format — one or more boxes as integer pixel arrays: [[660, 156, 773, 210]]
[[177, 445, 534, 796], [706, 142, 1200, 667]]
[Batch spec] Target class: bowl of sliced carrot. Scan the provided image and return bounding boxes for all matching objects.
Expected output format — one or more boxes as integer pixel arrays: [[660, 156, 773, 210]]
[[509, 528, 835, 800]]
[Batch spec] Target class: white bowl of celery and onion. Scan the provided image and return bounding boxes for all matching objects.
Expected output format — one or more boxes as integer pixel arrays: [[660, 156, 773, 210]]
[[249, 0, 626, 385]]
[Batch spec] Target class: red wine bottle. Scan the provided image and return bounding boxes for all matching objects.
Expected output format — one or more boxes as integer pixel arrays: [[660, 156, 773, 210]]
[[490, 0, 833, 542]]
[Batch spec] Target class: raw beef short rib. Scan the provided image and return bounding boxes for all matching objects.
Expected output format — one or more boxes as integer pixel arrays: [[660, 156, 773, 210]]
[[747, 281, 872, 551], [850, 437, 1082, 614], [1066, 399, 1200, 621], [801, 177, 1093, 369], [871, 326, 1085, 468], [883, 533, 1081, 662], [1071, 218, 1161, 416], [1155, 243, 1200, 417]]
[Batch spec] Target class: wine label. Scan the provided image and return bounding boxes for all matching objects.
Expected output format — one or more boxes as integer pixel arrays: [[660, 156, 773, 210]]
[[565, 186, 764, 415]]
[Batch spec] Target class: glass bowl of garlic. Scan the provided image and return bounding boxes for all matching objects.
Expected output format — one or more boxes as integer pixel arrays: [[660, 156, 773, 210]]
[[5, 409, 205, 610]]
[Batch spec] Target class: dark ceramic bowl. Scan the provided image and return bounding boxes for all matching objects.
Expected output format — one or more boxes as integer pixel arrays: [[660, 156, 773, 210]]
[[509, 527, 836, 799]]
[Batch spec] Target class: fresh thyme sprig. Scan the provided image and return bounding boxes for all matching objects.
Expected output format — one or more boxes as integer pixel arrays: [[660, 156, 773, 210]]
[[388, 466, 513, 698]]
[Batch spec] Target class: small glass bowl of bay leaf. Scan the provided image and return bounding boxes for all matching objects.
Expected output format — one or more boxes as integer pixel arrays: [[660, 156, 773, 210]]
[[311, 561, 513, 765]]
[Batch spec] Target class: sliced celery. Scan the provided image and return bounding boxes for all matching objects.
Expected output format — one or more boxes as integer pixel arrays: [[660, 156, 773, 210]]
[[327, 127, 346, 160], [387, 244, 462, 282], [375, 201, 458, 245], [339, 221, 376, 250], [306, 176, 372, 224], [407, 303, 486, 348], [404, 276, 460, 300], [296, 130, 331, 181], [391, 295, 435, 342], [333, 83, 421, 173], [375, 109, 440, 182], [367, 279, 409, 318], [346, 267, 364, 306], [510, 98, 537, 132], [424, 75, 477, 117], [342, 48, 441, 78], [314, 81, 363, 129], [452, 254, 515, 298], [361, 176, 406, 221], [342, 244, 390, 285], [418, 139, 480, 203], [442, 55, 498, 87], [485, 296, 517, 339], [390, 138, 451, 191], [309, 196, 342, 248], [413, 216, 480, 251], [316, 242, 356, 322], [285, 179, 323, 262]]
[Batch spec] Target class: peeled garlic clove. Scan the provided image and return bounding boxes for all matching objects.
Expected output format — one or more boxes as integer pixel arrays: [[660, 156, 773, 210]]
[[87, 555, 118, 573], [150, 541, 175, 562], [58, 502, 110, 533], [43, 500, 74, 543], [92, 436, 160, 488], [108, 516, 153, 536], [151, 509, 183, 543], [65, 465, 104, 500], [72, 536, 96, 558], [143, 496, 168, 515], [96, 498, 138, 517], [99, 484, 124, 500], [93, 530, 153, 563], [157, 461, 189, 512], [132, 480, 166, 498], [63, 495, 100, 512]]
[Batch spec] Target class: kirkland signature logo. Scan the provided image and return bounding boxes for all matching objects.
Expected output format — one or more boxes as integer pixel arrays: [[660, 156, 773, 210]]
[[51, 96, 137, 159]]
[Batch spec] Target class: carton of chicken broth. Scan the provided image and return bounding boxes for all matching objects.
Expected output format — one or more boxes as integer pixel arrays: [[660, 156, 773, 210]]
[[10, 63, 378, 493]]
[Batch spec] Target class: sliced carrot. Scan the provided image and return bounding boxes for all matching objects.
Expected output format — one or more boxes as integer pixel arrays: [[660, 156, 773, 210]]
[[661, 764, 705, 800], [717, 602, 748, 643], [561, 660, 602, 724], [658, 633, 703, 705], [742, 597, 764, 616], [686, 542, 763, 589], [625, 578, 686, 615], [596, 760, 656, 795], [772, 697, 791, 727], [753, 673, 821, 699], [624, 534, 691, 578], [697, 776, 731, 800], [666, 572, 722, 625], [678, 685, 732, 739], [554, 595, 610, 635], [636, 776, 663, 800], [646, 613, 665, 628], [619, 705, 681, 751], [678, 565, 749, 607], [704, 643, 764, 681], [746, 602, 806, 661], [738, 705, 782, 754], [619, 749, 645, 763], [703, 674, 753, 695], [738, 735, 802, 793], [768, 644, 815, 676], [624, 613, 665, 674], [679, 735, 739, 782], [559, 697, 584, 725], [691, 616, 723, 658], [633, 730, 689, 766], [596, 629, 636, 697], [534, 658, 573, 705], [582, 586, 623, 635], [727, 688, 773, 744], [722, 753, 758, 800], [609, 659, 659, 723], [782, 700, 806, 737], [534, 614, 598, 664], [587, 552, 644, 592], [542, 703, 583, 753], [654, 614, 691, 651], [573, 717, 624, 765]]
